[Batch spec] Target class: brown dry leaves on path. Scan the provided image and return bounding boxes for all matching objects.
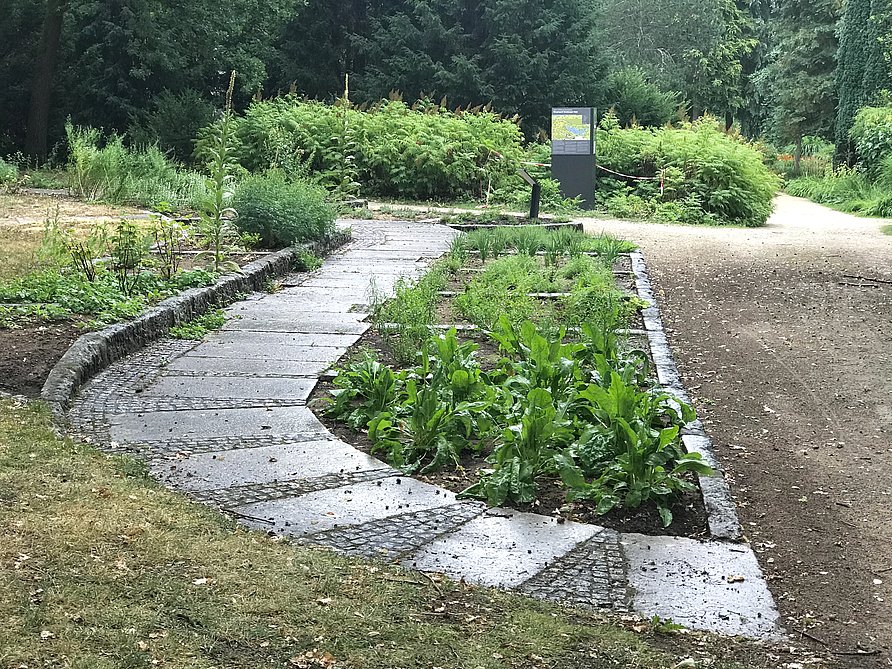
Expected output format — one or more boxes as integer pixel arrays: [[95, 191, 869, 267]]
[[585, 194, 892, 668]]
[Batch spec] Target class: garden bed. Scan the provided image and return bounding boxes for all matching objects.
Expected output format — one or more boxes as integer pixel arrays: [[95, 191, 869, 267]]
[[309, 226, 712, 538], [0, 320, 87, 397]]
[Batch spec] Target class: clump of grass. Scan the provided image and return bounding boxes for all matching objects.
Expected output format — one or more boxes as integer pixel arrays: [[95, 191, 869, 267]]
[[0, 399, 780, 668], [169, 309, 226, 339], [881, 224, 892, 235], [373, 264, 448, 364]]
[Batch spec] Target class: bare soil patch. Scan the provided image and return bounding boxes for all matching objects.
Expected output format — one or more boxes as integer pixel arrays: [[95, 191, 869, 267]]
[[0, 320, 85, 397]]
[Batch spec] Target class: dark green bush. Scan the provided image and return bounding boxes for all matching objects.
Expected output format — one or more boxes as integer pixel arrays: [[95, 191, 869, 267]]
[[601, 68, 679, 128], [230, 97, 524, 200], [850, 105, 892, 171], [232, 172, 337, 249], [130, 89, 216, 162], [597, 114, 781, 226]]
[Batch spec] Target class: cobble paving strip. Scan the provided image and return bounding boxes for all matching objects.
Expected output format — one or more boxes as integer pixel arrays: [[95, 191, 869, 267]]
[[298, 502, 487, 561]]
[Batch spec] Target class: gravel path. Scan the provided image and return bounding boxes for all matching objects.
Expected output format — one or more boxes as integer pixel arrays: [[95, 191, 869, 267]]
[[65, 219, 779, 638], [584, 194, 892, 665]]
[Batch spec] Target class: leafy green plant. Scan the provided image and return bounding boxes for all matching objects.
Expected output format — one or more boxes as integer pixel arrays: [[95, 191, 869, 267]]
[[169, 309, 226, 340], [294, 249, 324, 271], [328, 354, 403, 429], [195, 73, 242, 273], [489, 318, 581, 399], [232, 171, 336, 249], [0, 158, 21, 192], [151, 217, 188, 281], [463, 388, 574, 505], [107, 220, 149, 296], [556, 372, 705, 526], [369, 377, 479, 474]]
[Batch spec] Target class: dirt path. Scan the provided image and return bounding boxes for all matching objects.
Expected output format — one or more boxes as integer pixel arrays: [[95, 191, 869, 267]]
[[584, 194, 892, 666]]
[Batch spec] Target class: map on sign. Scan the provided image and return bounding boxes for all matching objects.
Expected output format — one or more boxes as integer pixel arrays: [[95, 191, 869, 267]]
[[552, 114, 590, 142], [552, 107, 593, 155]]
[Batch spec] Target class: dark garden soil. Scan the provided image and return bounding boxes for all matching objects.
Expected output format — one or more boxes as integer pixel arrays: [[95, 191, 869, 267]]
[[583, 195, 892, 666], [0, 320, 86, 397]]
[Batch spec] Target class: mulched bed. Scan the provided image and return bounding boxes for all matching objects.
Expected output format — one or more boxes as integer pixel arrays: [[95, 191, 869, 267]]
[[0, 320, 86, 397]]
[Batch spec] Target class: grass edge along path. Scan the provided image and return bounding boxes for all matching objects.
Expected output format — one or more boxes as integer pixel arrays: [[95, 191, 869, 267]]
[[0, 400, 815, 669]]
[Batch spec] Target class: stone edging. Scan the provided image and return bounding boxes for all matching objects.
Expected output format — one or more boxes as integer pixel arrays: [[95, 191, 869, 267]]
[[445, 221, 583, 232], [629, 251, 744, 542], [40, 248, 297, 419]]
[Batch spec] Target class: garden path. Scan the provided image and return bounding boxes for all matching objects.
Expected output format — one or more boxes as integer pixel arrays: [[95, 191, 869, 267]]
[[583, 194, 892, 664], [67, 219, 779, 638]]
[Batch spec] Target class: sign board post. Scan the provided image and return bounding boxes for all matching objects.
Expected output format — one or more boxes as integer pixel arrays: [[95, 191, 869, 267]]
[[551, 107, 596, 209]]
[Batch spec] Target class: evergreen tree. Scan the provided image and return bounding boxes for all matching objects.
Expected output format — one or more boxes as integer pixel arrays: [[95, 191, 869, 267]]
[[597, 0, 755, 122], [758, 0, 840, 172], [0, 0, 45, 154], [836, 0, 891, 161], [354, 0, 608, 133]]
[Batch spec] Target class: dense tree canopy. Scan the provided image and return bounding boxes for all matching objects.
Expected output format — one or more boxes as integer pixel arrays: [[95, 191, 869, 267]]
[[754, 0, 841, 163], [2, 0, 892, 162]]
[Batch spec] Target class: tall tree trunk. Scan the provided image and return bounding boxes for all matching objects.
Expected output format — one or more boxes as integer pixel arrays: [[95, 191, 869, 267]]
[[25, 0, 66, 161], [793, 132, 803, 176], [725, 111, 734, 132]]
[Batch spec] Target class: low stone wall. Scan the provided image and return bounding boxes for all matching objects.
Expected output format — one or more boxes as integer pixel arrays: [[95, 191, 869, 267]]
[[41, 248, 297, 418]]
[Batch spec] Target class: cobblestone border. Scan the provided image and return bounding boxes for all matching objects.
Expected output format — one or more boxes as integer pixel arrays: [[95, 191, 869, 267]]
[[629, 251, 743, 542], [41, 234, 350, 420]]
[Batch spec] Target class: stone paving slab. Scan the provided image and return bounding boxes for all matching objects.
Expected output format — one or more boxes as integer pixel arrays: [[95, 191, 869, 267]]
[[200, 331, 361, 349], [171, 341, 347, 362], [141, 375, 317, 402], [108, 406, 328, 442], [402, 511, 602, 588], [223, 316, 370, 335], [225, 303, 369, 320], [154, 439, 388, 492], [164, 356, 333, 377], [622, 534, 780, 637], [238, 476, 458, 536]]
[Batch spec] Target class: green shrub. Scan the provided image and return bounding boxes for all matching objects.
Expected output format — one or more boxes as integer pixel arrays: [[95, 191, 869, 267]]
[[130, 89, 216, 162], [601, 68, 679, 128], [66, 123, 207, 209], [596, 114, 781, 227], [850, 105, 892, 170], [230, 98, 525, 201], [232, 172, 337, 249], [0, 158, 19, 189]]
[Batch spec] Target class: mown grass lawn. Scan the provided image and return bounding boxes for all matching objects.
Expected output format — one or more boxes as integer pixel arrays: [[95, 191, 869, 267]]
[[0, 399, 801, 669]]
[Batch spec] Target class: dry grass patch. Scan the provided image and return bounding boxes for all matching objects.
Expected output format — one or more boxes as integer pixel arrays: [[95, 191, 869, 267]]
[[0, 194, 144, 281]]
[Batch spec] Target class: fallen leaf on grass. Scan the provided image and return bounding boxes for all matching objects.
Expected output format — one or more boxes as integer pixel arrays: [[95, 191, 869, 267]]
[[290, 650, 337, 667]]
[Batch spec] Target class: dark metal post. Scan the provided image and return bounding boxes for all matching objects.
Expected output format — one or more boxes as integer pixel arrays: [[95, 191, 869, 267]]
[[530, 181, 541, 221]]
